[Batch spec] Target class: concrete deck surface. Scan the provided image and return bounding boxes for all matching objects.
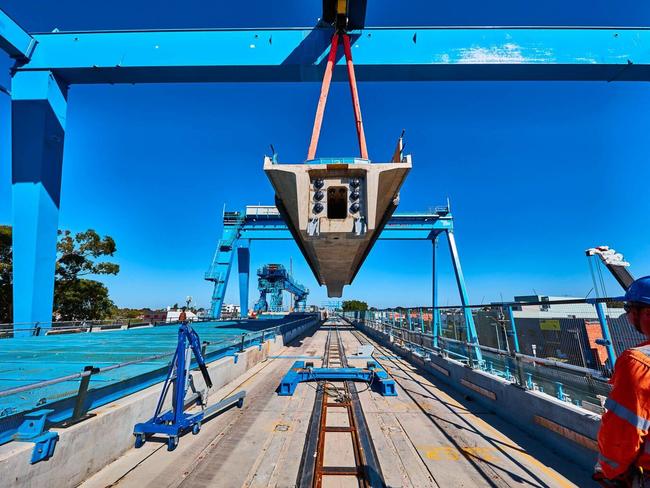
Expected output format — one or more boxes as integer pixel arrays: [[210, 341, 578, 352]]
[[81, 324, 595, 488]]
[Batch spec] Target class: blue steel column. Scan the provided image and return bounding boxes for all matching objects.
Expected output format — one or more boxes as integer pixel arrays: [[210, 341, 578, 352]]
[[446, 230, 482, 362], [11, 71, 67, 335], [431, 235, 440, 347], [506, 305, 520, 353], [237, 242, 250, 319], [591, 300, 617, 368]]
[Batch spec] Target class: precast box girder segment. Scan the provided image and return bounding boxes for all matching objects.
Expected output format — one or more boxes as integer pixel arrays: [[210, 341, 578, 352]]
[[264, 157, 411, 297]]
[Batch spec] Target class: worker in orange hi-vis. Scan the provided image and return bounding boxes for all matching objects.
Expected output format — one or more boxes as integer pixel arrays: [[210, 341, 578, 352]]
[[178, 307, 187, 324], [595, 276, 650, 487]]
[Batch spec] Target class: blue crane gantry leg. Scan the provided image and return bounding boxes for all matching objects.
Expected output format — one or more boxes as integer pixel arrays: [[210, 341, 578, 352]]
[[447, 230, 483, 362], [11, 71, 67, 334], [8, 3, 636, 331], [237, 243, 250, 318]]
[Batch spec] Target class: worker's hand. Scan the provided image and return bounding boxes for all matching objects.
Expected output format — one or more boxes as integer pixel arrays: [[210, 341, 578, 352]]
[[592, 470, 605, 481], [592, 469, 627, 487]]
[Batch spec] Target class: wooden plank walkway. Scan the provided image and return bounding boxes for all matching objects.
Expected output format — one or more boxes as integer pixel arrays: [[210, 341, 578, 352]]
[[81, 323, 595, 488]]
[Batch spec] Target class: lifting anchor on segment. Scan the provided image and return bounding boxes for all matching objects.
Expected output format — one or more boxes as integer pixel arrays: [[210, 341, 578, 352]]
[[132, 322, 246, 451]]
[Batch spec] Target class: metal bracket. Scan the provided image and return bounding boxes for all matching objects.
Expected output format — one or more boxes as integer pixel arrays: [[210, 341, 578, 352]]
[[354, 216, 366, 236], [14, 409, 59, 463], [307, 217, 320, 236]]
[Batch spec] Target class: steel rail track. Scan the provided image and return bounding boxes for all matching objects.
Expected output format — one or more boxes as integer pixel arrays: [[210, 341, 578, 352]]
[[297, 321, 385, 488]]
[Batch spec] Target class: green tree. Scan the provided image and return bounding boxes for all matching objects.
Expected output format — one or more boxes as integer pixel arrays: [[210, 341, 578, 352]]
[[55, 279, 116, 321], [0, 226, 12, 323], [54, 229, 120, 321], [342, 300, 368, 312], [0, 227, 120, 322]]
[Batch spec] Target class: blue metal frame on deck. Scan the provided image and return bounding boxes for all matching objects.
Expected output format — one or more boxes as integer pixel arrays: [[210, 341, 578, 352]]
[[278, 360, 397, 396], [205, 205, 483, 359]]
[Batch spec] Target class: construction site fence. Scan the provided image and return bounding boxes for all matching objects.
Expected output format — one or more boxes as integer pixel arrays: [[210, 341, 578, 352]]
[[341, 297, 639, 413]]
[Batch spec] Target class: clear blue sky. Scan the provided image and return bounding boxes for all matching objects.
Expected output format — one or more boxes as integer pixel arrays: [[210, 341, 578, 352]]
[[1, 2, 649, 310]]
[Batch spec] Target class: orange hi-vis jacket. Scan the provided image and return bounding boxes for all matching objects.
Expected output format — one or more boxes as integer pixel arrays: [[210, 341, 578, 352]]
[[598, 340, 650, 480]]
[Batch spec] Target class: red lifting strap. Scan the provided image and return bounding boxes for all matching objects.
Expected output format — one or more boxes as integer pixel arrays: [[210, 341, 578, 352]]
[[306, 33, 369, 161]]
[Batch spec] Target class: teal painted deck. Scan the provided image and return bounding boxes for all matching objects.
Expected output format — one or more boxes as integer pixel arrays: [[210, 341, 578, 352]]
[[0, 315, 313, 421]]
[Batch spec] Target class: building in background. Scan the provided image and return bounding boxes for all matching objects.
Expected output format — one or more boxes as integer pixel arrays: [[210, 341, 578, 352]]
[[221, 304, 241, 319], [468, 295, 637, 370], [142, 308, 198, 323]]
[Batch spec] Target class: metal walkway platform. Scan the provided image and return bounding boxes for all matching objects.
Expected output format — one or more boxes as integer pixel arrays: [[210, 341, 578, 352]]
[[81, 320, 594, 488]]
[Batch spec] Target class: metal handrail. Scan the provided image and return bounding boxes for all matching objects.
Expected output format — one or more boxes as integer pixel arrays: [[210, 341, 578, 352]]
[[0, 315, 316, 399], [352, 317, 609, 381], [0, 317, 226, 334], [360, 296, 624, 312]]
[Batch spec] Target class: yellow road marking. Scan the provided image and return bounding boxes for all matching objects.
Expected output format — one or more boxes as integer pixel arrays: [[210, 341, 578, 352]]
[[421, 445, 498, 462], [371, 343, 576, 488]]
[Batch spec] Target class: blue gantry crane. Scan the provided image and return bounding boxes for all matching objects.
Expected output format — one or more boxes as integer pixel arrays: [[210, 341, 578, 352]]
[[4, 0, 650, 334], [253, 264, 309, 314]]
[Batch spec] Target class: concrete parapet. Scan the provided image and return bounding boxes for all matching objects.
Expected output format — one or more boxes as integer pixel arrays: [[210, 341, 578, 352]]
[[0, 319, 319, 488], [354, 320, 601, 470]]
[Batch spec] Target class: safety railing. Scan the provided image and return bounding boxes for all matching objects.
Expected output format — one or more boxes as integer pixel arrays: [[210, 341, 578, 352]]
[[0, 316, 226, 339], [342, 297, 638, 412], [0, 314, 320, 446]]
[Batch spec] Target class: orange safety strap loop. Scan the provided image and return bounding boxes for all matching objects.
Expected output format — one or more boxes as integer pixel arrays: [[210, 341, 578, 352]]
[[307, 33, 339, 161], [306, 32, 369, 161], [342, 33, 368, 160]]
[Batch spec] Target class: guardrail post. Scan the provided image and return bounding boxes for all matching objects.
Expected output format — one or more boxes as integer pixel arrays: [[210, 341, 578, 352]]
[[407, 309, 412, 331], [432, 308, 439, 349], [555, 381, 565, 401], [466, 341, 474, 369], [240, 333, 246, 352], [71, 366, 98, 422], [526, 372, 533, 390], [417, 308, 423, 333], [201, 341, 208, 357]]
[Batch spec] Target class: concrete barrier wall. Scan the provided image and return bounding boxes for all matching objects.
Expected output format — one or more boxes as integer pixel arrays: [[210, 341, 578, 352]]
[[354, 320, 601, 470], [0, 319, 319, 488]]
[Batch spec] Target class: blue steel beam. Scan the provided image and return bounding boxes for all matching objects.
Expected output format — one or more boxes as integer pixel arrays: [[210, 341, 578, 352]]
[[13, 27, 650, 83], [0, 9, 36, 60], [238, 213, 452, 240]]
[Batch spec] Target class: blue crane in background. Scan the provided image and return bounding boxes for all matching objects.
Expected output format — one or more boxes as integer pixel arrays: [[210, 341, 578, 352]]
[[253, 264, 309, 314]]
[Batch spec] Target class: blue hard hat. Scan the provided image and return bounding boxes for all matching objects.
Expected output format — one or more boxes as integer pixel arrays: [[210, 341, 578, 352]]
[[624, 276, 650, 305]]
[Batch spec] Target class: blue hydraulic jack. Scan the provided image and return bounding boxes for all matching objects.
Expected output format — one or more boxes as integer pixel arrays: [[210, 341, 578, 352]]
[[278, 360, 398, 396], [133, 322, 246, 451]]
